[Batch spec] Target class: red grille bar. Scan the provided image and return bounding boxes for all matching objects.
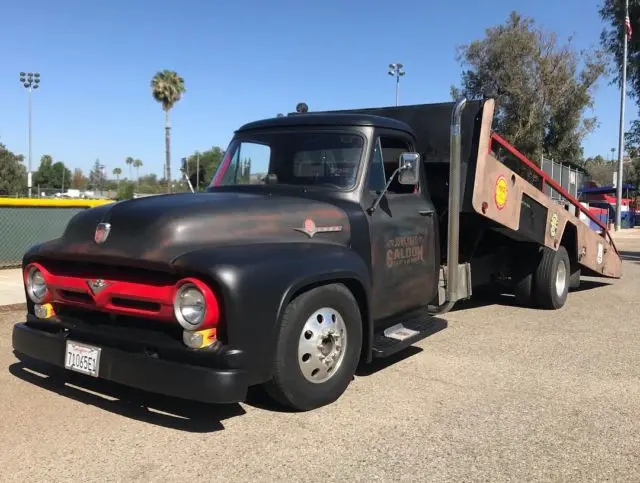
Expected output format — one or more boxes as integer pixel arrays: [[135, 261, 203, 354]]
[[30, 262, 177, 322]]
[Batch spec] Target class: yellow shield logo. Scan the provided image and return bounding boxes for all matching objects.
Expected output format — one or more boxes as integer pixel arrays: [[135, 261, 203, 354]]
[[495, 176, 508, 210]]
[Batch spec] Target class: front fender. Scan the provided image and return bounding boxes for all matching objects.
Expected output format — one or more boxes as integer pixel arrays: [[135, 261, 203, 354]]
[[171, 243, 372, 385]]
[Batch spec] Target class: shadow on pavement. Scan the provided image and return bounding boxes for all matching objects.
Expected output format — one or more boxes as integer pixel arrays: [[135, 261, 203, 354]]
[[570, 280, 612, 292], [449, 292, 521, 312], [356, 345, 424, 377], [620, 250, 640, 264], [450, 278, 613, 312], [9, 355, 246, 433]]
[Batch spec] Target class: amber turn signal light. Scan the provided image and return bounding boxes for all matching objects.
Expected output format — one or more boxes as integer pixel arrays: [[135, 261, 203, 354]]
[[34, 303, 55, 319], [183, 327, 217, 349]]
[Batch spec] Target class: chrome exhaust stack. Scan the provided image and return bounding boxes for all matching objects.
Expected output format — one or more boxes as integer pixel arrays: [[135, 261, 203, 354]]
[[429, 97, 471, 315]]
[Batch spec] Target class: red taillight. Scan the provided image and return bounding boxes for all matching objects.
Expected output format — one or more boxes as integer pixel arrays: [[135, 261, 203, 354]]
[[172, 277, 219, 330]]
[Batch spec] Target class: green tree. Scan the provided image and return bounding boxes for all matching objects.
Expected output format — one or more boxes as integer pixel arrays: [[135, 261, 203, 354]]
[[88, 159, 106, 191], [583, 154, 617, 186], [33, 155, 54, 188], [600, 0, 640, 102], [52, 162, 72, 191], [452, 11, 605, 164], [113, 167, 122, 184], [133, 158, 143, 180], [138, 173, 161, 193], [33, 155, 72, 191], [0, 143, 27, 196], [180, 146, 224, 191], [623, 121, 640, 189], [238, 157, 252, 184], [151, 70, 186, 193], [125, 156, 134, 180], [71, 168, 87, 189], [115, 180, 135, 201], [601, 1, 640, 190]]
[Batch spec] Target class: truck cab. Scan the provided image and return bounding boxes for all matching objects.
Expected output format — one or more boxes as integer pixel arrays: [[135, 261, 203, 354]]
[[211, 111, 442, 321]]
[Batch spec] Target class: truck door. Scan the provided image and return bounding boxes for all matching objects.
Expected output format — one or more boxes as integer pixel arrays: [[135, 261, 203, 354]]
[[365, 133, 438, 322]]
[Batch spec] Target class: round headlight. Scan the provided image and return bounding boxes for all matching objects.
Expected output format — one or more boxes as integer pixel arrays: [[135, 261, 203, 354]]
[[174, 283, 206, 329], [26, 266, 47, 303]]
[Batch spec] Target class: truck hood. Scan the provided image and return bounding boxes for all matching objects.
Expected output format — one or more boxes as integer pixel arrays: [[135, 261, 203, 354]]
[[34, 192, 351, 268]]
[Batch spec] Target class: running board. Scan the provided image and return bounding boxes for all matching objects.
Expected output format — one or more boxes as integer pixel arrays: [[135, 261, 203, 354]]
[[372, 314, 448, 359]]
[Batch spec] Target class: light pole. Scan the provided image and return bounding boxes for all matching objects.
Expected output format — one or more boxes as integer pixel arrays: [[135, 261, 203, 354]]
[[388, 63, 405, 106], [615, 0, 630, 231], [19, 72, 40, 198], [196, 151, 200, 191]]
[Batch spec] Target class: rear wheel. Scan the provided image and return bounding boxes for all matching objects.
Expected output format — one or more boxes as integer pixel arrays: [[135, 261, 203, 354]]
[[534, 246, 570, 309], [263, 283, 362, 411]]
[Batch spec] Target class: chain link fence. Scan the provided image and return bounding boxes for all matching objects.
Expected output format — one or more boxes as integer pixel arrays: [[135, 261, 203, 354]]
[[0, 199, 114, 268], [540, 157, 587, 202], [537, 157, 591, 220]]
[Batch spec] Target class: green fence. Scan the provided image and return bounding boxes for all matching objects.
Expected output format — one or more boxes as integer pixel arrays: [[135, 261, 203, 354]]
[[0, 198, 114, 268]]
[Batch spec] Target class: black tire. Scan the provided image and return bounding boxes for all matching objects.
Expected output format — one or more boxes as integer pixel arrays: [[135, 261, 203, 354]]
[[263, 283, 362, 411], [533, 246, 570, 309]]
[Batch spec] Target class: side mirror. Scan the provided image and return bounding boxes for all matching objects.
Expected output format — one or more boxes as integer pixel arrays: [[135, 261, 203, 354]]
[[398, 152, 420, 185]]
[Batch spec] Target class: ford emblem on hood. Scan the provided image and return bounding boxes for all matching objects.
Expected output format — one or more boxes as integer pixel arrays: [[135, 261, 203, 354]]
[[94, 222, 111, 244]]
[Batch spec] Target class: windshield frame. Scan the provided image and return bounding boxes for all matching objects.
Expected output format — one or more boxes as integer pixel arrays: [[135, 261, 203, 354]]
[[209, 127, 369, 193]]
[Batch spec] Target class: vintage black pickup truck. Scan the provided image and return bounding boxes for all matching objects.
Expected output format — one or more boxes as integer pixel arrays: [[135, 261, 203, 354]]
[[12, 98, 621, 411]]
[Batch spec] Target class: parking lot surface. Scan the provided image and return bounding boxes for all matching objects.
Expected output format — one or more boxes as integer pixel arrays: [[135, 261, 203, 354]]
[[1, 236, 639, 482]]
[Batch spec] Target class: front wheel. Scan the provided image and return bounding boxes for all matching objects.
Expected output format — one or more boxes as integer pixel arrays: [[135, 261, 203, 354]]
[[263, 283, 362, 411]]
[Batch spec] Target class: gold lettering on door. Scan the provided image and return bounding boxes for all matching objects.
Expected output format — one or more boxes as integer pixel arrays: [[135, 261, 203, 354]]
[[386, 234, 425, 267]]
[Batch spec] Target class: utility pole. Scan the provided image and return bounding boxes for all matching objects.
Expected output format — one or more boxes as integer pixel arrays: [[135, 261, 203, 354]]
[[196, 152, 200, 191], [19, 72, 41, 198], [616, 0, 631, 231], [182, 156, 189, 191], [388, 63, 405, 106]]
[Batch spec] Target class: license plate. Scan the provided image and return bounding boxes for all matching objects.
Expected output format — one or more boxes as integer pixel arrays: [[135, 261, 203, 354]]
[[64, 340, 101, 377]]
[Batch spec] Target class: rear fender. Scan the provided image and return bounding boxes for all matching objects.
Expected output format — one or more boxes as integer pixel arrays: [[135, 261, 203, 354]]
[[171, 243, 372, 384]]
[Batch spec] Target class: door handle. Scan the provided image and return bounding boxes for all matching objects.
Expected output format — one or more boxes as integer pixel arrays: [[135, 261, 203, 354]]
[[418, 210, 434, 217]]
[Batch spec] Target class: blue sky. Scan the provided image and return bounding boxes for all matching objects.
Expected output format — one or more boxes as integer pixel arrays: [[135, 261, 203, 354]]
[[0, 0, 633, 179]]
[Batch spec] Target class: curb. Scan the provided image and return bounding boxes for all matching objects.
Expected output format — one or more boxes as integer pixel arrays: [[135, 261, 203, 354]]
[[0, 303, 25, 313]]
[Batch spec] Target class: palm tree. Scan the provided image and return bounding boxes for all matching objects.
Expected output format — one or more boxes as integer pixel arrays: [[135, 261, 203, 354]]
[[125, 157, 134, 180], [133, 159, 143, 181], [151, 70, 186, 193], [113, 167, 122, 186]]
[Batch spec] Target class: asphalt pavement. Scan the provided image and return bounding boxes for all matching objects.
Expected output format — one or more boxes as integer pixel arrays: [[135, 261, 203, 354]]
[[0, 236, 639, 482]]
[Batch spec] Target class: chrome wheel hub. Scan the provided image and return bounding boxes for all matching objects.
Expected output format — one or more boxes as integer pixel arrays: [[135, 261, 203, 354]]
[[298, 307, 347, 383], [555, 259, 567, 297]]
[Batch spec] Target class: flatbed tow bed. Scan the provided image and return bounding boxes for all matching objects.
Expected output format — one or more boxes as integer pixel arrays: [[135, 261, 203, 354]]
[[12, 97, 621, 412], [328, 98, 622, 288]]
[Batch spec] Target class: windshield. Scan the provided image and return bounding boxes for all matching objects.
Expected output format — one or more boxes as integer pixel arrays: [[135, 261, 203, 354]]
[[210, 131, 364, 190]]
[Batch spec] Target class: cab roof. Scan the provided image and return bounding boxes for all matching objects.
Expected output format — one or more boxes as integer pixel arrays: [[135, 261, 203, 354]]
[[236, 112, 414, 134]]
